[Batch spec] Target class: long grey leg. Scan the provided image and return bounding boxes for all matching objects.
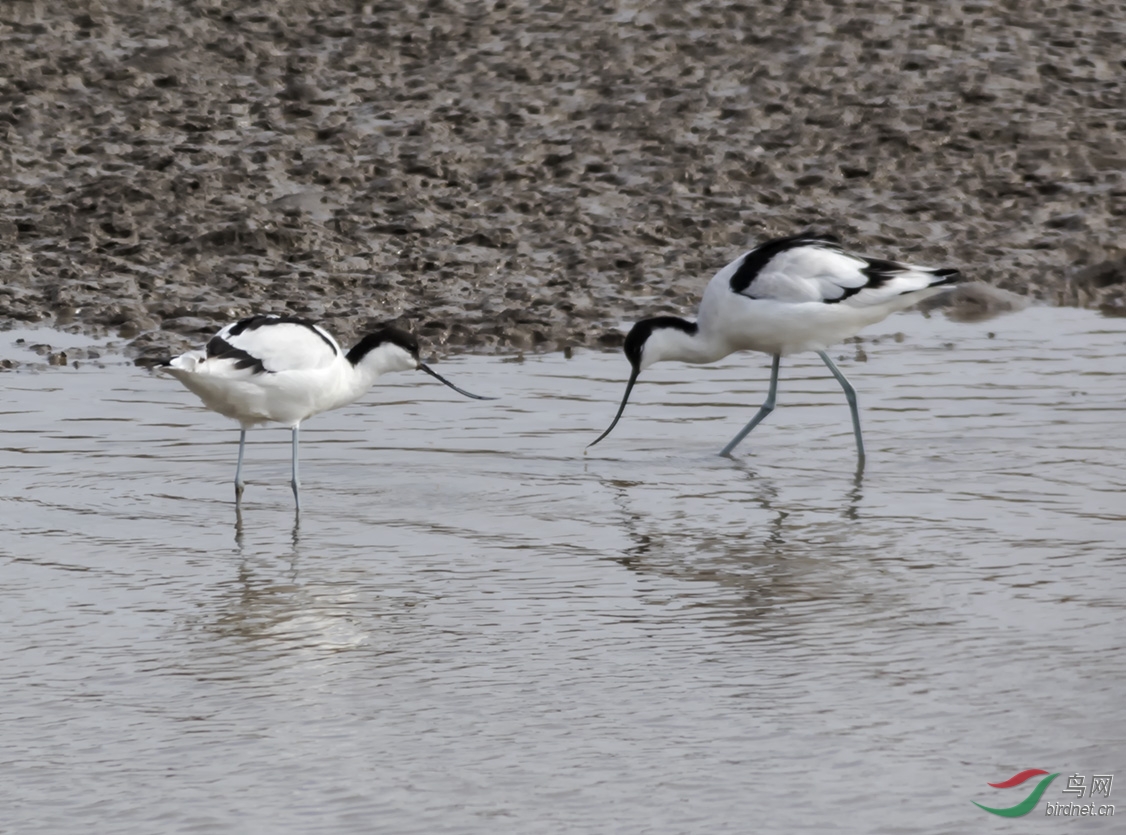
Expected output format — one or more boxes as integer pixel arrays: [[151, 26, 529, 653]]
[[290, 425, 301, 511], [720, 354, 781, 457], [234, 429, 247, 503], [817, 351, 865, 463]]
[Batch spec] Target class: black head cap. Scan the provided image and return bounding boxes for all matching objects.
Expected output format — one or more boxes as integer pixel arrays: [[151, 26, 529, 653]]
[[346, 326, 420, 365], [623, 316, 698, 371]]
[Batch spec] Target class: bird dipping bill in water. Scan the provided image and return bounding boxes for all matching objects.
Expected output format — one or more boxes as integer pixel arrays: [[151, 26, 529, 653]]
[[160, 314, 494, 507], [589, 233, 962, 460]]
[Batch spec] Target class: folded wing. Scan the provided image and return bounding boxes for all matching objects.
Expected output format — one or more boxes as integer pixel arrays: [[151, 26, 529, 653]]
[[202, 315, 341, 377], [729, 235, 959, 306]]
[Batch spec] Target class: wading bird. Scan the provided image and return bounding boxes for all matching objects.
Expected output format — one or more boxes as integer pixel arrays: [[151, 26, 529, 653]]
[[589, 233, 961, 461], [161, 315, 493, 508]]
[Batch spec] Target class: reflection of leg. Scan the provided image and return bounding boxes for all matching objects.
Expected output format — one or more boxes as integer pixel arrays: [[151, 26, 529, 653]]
[[720, 354, 781, 457], [290, 425, 301, 511], [817, 351, 865, 463], [844, 461, 865, 520], [234, 503, 245, 549], [234, 429, 247, 503]]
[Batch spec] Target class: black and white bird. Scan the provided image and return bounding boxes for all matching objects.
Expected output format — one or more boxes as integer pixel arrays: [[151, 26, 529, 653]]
[[589, 233, 962, 460], [160, 314, 493, 508]]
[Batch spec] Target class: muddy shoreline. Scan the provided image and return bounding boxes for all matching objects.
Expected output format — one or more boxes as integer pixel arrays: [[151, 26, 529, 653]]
[[2, 1, 1123, 366]]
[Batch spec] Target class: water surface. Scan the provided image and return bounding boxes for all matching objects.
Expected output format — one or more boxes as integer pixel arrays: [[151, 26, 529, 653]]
[[2, 307, 1124, 833]]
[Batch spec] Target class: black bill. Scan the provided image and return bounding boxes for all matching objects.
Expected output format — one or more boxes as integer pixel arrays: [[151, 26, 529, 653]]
[[419, 363, 497, 400], [588, 367, 640, 448]]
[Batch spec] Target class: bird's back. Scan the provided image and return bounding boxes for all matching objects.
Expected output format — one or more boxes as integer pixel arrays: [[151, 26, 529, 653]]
[[209, 315, 342, 374], [162, 315, 348, 426], [698, 234, 961, 355]]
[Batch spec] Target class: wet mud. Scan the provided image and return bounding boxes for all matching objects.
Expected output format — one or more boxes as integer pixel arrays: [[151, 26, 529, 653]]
[[1, 0, 1124, 366]]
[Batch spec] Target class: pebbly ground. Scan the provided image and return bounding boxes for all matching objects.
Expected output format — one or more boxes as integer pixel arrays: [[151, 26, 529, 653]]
[[1, 0, 1124, 366]]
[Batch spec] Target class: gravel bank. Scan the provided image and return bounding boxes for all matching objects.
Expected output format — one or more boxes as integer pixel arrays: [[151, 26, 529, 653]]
[[2, 0, 1124, 365]]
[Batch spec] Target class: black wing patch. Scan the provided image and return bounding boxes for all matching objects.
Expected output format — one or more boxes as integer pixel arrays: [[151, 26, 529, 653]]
[[821, 257, 905, 304], [206, 336, 268, 374], [824, 260, 961, 304], [729, 232, 842, 296], [227, 315, 338, 356]]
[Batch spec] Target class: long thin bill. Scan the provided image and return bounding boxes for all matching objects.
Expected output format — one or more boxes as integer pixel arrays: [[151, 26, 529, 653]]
[[588, 368, 639, 448], [419, 363, 497, 400]]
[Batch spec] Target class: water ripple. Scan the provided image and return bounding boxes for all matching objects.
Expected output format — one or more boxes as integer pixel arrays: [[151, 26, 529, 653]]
[[2, 307, 1125, 833]]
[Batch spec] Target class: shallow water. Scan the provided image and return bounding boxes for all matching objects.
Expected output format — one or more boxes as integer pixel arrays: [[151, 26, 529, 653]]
[[2, 306, 1124, 834]]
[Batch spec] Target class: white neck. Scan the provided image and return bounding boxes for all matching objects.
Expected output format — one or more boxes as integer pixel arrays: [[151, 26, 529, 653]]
[[641, 325, 726, 370], [355, 344, 418, 378], [327, 344, 417, 412]]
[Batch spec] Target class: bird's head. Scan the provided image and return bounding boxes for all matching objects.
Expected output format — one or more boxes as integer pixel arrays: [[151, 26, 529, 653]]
[[589, 317, 697, 447], [347, 327, 422, 374], [347, 327, 495, 400]]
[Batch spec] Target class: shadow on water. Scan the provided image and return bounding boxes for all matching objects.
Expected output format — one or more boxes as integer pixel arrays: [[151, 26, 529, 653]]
[[594, 458, 877, 639], [233, 503, 301, 554], [189, 507, 397, 673]]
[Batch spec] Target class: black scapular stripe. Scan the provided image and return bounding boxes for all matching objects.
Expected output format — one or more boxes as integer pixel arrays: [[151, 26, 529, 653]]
[[206, 336, 268, 374], [729, 232, 841, 296], [227, 315, 338, 355]]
